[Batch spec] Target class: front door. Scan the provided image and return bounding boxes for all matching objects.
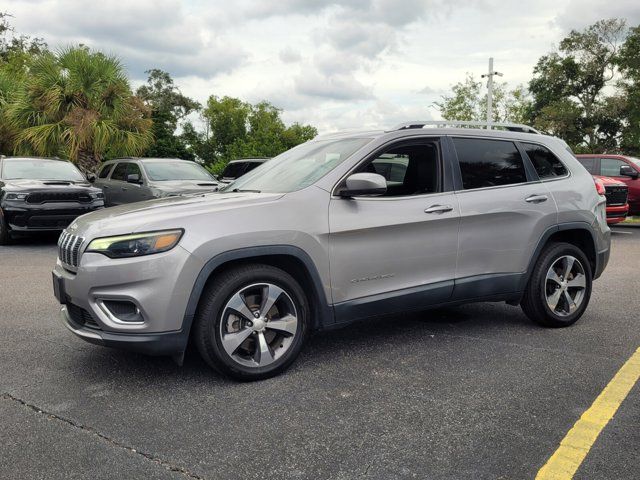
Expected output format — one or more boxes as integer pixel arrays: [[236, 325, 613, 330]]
[[328, 138, 460, 322]]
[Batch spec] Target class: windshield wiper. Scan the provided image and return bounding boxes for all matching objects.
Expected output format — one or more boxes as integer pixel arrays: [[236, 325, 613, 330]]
[[231, 188, 261, 193]]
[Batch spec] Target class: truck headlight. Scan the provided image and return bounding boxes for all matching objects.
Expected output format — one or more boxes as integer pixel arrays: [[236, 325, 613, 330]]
[[5, 193, 28, 201], [86, 229, 183, 258]]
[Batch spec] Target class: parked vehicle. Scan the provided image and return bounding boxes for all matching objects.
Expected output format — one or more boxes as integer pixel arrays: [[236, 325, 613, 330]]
[[0, 156, 104, 245], [217, 158, 269, 184], [53, 121, 610, 380], [576, 154, 640, 216], [593, 176, 629, 225], [95, 158, 219, 206]]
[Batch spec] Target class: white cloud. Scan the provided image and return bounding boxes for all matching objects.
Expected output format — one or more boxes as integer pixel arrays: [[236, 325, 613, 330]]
[[6, 0, 640, 133]]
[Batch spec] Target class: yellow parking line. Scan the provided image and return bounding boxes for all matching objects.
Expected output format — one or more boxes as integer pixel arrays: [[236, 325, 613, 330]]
[[536, 347, 640, 480]]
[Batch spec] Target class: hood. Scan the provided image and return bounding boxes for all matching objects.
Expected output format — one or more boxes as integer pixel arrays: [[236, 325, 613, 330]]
[[1, 179, 99, 192], [150, 179, 219, 193], [593, 175, 626, 187], [66, 191, 285, 239]]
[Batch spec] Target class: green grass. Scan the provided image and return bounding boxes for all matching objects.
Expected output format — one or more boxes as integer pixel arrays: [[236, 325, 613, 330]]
[[622, 216, 640, 224]]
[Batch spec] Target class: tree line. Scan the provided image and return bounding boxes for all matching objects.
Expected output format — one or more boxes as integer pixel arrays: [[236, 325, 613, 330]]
[[437, 19, 640, 155], [0, 13, 317, 173]]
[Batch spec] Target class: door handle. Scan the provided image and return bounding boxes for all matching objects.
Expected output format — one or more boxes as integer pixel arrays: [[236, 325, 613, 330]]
[[424, 204, 453, 214], [103, 185, 109, 189], [122, 187, 128, 191], [525, 194, 548, 203]]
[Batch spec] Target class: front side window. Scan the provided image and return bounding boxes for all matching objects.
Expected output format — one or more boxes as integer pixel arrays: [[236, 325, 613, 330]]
[[143, 161, 213, 181], [358, 143, 439, 197], [110, 163, 128, 181], [453, 138, 527, 190], [600, 158, 627, 177], [576, 157, 597, 174], [128, 163, 142, 178], [2, 158, 85, 182], [223, 137, 372, 193], [221, 162, 249, 179], [522, 143, 567, 179]]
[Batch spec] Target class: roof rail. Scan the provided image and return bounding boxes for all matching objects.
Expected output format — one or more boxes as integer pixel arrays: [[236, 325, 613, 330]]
[[389, 120, 541, 134]]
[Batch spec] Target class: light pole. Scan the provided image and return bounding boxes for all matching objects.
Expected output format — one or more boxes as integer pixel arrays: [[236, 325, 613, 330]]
[[481, 57, 503, 129]]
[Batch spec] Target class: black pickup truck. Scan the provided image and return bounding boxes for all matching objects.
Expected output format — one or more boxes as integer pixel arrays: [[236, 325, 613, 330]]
[[0, 157, 104, 244]]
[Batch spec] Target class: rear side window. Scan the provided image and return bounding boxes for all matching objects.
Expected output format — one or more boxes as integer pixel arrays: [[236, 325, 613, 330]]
[[601, 158, 627, 177], [98, 164, 112, 178], [110, 163, 128, 181], [576, 157, 598, 174], [453, 138, 527, 190], [522, 143, 567, 179]]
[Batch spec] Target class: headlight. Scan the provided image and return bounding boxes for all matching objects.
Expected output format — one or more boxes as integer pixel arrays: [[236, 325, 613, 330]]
[[5, 193, 28, 201], [86, 229, 183, 258], [90, 192, 104, 199]]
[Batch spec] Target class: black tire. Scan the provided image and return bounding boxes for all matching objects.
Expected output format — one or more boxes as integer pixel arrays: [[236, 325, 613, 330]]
[[0, 213, 11, 245], [193, 264, 310, 381], [521, 242, 592, 327]]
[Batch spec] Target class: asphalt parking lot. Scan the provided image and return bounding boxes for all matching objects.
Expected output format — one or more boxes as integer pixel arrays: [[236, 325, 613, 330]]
[[1, 227, 639, 480]]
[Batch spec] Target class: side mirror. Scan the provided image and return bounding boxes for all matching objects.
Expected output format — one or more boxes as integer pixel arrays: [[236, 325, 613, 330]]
[[126, 173, 142, 184], [86, 173, 96, 183], [339, 172, 387, 197], [620, 165, 639, 179]]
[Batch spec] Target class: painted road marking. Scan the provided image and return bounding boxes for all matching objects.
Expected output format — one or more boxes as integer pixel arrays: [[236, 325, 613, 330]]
[[536, 347, 640, 479]]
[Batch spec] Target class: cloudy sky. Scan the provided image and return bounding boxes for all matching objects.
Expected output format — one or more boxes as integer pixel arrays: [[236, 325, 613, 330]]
[[7, 0, 640, 133]]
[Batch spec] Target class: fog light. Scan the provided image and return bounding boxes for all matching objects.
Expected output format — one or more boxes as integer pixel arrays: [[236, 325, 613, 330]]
[[101, 300, 143, 323]]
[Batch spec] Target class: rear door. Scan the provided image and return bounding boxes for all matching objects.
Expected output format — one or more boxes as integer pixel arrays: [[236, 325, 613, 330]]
[[328, 137, 460, 321], [451, 136, 558, 298]]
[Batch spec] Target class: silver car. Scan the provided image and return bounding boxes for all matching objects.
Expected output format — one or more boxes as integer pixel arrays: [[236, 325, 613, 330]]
[[53, 121, 611, 380], [95, 157, 219, 206]]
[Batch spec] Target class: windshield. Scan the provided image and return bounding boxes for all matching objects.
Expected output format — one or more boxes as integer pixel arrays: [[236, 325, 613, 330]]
[[222, 138, 372, 193], [2, 159, 85, 181], [143, 161, 214, 181]]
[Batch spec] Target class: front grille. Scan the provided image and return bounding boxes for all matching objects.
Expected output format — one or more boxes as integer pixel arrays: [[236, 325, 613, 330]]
[[58, 231, 85, 267], [605, 186, 628, 206], [67, 303, 101, 330], [26, 191, 92, 204]]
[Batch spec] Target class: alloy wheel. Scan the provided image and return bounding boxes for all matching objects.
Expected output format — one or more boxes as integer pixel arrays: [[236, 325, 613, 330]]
[[545, 255, 587, 317], [219, 283, 298, 368]]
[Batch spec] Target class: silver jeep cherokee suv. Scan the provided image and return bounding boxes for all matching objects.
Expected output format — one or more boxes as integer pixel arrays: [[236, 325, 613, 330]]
[[53, 121, 611, 380]]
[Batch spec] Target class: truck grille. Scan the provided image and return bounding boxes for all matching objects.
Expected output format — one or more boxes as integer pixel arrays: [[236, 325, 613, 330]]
[[58, 231, 85, 267], [26, 192, 92, 204], [604, 185, 628, 206]]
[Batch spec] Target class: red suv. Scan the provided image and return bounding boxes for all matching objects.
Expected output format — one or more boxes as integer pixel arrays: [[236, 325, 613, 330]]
[[576, 154, 640, 215], [593, 175, 629, 224]]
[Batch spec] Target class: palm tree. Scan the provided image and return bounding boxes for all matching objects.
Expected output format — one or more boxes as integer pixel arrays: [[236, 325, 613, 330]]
[[6, 47, 153, 172]]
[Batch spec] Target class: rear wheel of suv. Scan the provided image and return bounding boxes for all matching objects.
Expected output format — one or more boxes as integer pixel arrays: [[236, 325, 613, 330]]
[[521, 242, 592, 328], [0, 213, 11, 245], [194, 264, 310, 381]]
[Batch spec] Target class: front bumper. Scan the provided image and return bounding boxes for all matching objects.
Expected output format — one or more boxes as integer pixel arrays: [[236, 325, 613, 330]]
[[59, 305, 187, 355], [2, 201, 104, 231], [605, 204, 629, 225]]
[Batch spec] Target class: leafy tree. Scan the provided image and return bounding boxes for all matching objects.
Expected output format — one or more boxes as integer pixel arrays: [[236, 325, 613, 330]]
[[436, 73, 530, 124], [136, 69, 200, 159], [5, 46, 153, 172], [195, 96, 317, 173], [617, 25, 640, 155], [528, 19, 627, 152]]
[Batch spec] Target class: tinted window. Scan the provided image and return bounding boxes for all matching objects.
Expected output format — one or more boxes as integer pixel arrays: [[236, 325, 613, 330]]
[[601, 158, 627, 177], [453, 138, 527, 189], [98, 164, 112, 178], [2, 158, 85, 182], [221, 162, 249, 179], [576, 157, 597, 174], [128, 163, 142, 178], [523, 143, 567, 179], [358, 143, 438, 197], [110, 163, 129, 181]]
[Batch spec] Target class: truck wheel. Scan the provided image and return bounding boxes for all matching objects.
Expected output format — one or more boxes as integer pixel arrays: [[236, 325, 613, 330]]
[[194, 264, 310, 381], [0, 214, 11, 245], [521, 242, 592, 327]]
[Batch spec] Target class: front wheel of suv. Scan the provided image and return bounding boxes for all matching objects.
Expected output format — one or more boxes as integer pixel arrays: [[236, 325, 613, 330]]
[[521, 242, 593, 328], [194, 264, 310, 381]]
